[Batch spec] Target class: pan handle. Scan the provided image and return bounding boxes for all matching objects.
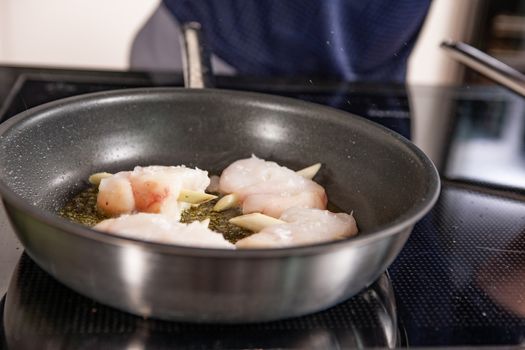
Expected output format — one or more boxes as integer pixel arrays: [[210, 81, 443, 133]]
[[180, 22, 214, 89], [440, 40, 525, 97]]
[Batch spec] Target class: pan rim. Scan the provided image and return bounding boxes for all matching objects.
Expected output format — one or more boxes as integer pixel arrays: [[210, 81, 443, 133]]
[[0, 87, 441, 258]]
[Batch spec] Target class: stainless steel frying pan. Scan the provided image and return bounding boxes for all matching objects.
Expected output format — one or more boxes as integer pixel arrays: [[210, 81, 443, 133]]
[[0, 24, 440, 322]]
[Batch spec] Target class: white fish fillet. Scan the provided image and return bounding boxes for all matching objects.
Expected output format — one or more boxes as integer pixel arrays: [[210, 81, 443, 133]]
[[219, 155, 327, 217], [95, 213, 235, 249], [235, 207, 358, 249], [97, 165, 210, 219]]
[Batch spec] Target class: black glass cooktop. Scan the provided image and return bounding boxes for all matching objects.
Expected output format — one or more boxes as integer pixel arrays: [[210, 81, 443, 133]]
[[0, 71, 525, 349]]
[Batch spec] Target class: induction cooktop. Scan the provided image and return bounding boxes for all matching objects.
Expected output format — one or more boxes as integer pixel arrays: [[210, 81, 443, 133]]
[[0, 72, 524, 349]]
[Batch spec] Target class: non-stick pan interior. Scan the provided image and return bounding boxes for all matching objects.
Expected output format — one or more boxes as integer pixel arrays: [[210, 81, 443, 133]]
[[0, 88, 437, 234]]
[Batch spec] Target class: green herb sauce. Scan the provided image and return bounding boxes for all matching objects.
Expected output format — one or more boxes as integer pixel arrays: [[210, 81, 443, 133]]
[[59, 187, 251, 243], [59, 186, 108, 227], [180, 196, 251, 243]]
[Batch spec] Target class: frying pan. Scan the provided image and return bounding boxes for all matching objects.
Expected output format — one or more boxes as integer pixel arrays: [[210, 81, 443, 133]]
[[0, 23, 440, 322]]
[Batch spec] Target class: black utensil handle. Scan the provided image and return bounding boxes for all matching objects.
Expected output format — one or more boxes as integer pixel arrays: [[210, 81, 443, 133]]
[[180, 22, 214, 89], [440, 40, 525, 97]]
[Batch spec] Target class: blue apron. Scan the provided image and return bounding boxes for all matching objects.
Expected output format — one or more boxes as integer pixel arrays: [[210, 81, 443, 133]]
[[163, 0, 431, 82]]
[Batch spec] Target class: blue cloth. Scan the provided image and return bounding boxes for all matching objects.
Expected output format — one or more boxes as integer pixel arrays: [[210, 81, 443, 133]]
[[163, 0, 431, 82]]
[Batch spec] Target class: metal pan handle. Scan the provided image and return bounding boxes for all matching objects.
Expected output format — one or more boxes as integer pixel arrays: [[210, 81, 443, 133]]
[[180, 22, 214, 89], [441, 40, 525, 97]]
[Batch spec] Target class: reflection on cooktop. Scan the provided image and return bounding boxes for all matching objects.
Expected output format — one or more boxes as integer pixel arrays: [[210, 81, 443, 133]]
[[445, 93, 525, 189], [1, 254, 399, 350], [0, 76, 411, 139]]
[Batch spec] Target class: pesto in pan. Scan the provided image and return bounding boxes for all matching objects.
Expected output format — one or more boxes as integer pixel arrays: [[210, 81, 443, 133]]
[[59, 187, 108, 227], [59, 186, 251, 244]]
